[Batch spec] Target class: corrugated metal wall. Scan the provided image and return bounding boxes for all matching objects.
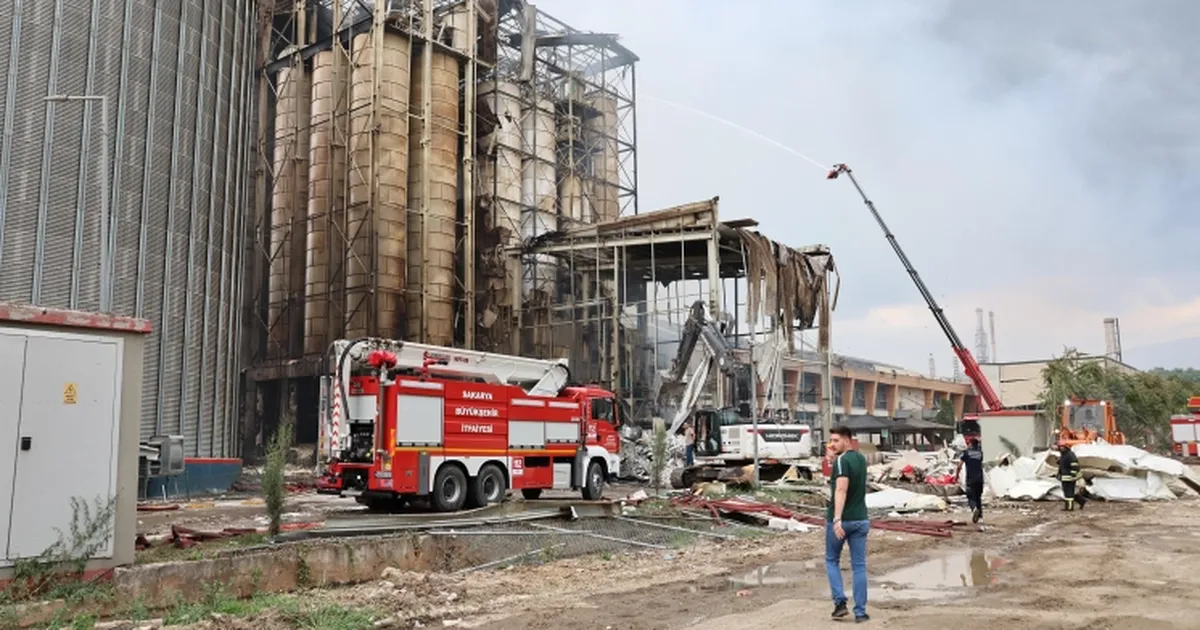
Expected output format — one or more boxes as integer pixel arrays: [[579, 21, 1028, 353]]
[[0, 0, 256, 457]]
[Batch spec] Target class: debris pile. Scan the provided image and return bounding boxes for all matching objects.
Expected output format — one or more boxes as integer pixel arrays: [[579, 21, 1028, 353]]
[[864, 487, 948, 512], [868, 449, 959, 486], [621, 427, 687, 485], [986, 441, 1200, 502]]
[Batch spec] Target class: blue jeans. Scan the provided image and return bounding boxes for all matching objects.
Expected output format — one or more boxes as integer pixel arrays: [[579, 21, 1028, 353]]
[[685, 445, 694, 466], [826, 520, 870, 618]]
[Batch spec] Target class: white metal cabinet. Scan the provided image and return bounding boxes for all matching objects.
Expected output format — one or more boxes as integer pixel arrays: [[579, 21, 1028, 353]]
[[0, 333, 28, 558], [2, 331, 122, 561]]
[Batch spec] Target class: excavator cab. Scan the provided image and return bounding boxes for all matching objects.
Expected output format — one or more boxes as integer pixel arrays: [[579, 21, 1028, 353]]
[[690, 407, 728, 457], [1059, 398, 1125, 446]]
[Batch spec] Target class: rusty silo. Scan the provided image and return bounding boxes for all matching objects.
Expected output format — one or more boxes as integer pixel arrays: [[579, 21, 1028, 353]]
[[303, 50, 346, 355], [587, 95, 620, 222], [479, 81, 524, 245], [407, 49, 461, 346], [559, 175, 592, 225], [346, 31, 411, 339], [269, 66, 311, 355], [521, 97, 557, 299]]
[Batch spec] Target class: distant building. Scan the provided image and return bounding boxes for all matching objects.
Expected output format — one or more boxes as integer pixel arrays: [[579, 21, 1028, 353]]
[[980, 355, 1140, 409]]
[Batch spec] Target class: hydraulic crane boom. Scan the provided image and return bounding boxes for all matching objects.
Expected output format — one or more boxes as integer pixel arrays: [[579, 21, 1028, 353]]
[[826, 164, 1002, 412]]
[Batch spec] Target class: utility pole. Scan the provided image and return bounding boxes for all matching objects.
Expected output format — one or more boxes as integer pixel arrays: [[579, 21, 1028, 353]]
[[45, 95, 111, 312]]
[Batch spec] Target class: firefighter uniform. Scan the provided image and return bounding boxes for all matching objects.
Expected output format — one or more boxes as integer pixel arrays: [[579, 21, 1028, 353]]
[[1057, 445, 1087, 511]]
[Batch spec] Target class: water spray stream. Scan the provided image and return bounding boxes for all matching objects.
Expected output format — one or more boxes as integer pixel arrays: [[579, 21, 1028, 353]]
[[643, 94, 831, 172]]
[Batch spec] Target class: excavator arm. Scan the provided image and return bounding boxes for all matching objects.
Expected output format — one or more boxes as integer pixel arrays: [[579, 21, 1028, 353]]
[[661, 300, 751, 433]]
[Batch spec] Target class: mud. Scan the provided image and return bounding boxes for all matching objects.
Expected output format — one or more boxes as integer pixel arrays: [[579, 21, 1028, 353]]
[[150, 494, 1200, 629], [424, 500, 1200, 629]]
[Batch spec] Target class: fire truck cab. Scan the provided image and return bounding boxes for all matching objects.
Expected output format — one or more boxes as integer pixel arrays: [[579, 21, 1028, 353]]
[[315, 339, 622, 512]]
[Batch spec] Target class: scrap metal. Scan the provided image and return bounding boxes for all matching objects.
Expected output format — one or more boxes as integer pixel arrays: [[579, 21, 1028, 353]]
[[672, 495, 960, 538]]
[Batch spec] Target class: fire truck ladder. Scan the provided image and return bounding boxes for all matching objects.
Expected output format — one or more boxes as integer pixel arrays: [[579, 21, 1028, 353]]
[[330, 338, 572, 398], [826, 164, 1002, 412]]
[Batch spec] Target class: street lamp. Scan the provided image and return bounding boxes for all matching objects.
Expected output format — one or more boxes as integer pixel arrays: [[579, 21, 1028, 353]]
[[44, 94, 111, 312]]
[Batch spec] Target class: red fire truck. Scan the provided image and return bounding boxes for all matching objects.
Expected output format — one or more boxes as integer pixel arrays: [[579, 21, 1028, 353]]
[[1170, 396, 1200, 460], [315, 339, 623, 512]]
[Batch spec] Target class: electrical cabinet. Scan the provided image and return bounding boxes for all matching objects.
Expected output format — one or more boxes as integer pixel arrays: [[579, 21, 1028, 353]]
[[0, 329, 122, 562]]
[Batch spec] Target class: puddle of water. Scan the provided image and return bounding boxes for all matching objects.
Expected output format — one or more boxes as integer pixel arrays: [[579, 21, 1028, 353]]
[[727, 550, 1007, 600], [727, 560, 817, 588], [873, 550, 1004, 601]]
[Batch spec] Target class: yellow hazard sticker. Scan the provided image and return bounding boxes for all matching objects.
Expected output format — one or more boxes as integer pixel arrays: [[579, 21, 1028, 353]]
[[63, 383, 78, 405]]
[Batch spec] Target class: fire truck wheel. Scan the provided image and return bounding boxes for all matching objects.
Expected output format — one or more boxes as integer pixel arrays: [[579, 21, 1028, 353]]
[[582, 459, 605, 501], [470, 464, 507, 507], [432, 465, 468, 512]]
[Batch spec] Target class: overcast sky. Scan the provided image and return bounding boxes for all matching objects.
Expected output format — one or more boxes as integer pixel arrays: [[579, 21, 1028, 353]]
[[538, 0, 1200, 372]]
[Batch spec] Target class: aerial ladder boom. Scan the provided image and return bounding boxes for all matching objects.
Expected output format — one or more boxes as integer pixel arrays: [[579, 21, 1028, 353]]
[[330, 338, 571, 398], [826, 164, 1003, 412], [322, 338, 574, 460]]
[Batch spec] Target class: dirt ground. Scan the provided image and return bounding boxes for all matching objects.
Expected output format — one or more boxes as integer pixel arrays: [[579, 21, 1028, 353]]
[[138, 485, 1200, 629], [273, 498, 1200, 629]]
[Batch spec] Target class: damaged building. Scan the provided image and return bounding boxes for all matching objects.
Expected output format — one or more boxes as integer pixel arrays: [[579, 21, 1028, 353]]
[[243, 0, 843, 459]]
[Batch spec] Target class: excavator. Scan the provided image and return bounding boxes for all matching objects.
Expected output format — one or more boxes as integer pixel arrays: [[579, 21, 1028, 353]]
[[1056, 397, 1125, 446], [661, 300, 820, 489]]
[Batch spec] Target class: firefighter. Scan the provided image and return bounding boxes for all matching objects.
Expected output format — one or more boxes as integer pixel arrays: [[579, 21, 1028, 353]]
[[1053, 441, 1087, 511], [954, 437, 985, 523]]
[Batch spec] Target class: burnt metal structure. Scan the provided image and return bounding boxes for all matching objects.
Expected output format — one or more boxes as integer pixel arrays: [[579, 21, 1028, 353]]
[[245, 0, 640, 459]]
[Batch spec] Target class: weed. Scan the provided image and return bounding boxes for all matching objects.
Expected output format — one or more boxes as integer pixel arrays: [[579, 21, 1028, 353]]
[[0, 494, 119, 630], [296, 555, 312, 588], [263, 422, 294, 537], [250, 566, 264, 592], [600, 550, 613, 561]]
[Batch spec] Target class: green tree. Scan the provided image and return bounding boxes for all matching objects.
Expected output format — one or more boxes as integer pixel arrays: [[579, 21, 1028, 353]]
[[935, 399, 956, 426], [1037, 349, 1194, 451], [263, 423, 294, 537], [1150, 367, 1200, 383]]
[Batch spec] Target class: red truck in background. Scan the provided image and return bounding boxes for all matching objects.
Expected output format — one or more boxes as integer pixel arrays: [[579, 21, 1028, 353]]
[[1170, 396, 1200, 460]]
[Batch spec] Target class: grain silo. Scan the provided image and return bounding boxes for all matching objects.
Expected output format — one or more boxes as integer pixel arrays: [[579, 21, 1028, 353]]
[[560, 175, 592, 224], [0, 0, 256, 459], [304, 51, 347, 356], [269, 65, 311, 356], [407, 49, 461, 346], [346, 31, 411, 339], [479, 81, 523, 245], [587, 95, 621, 222], [521, 97, 558, 299]]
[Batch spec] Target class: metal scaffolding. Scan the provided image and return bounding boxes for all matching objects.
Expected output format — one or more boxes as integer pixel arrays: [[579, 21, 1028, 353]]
[[511, 198, 835, 425]]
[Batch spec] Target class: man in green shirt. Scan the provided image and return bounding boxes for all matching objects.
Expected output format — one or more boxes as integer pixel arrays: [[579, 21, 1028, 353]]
[[825, 425, 870, 622]]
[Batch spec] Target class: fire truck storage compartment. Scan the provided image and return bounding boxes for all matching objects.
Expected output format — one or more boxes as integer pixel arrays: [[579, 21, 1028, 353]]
[[0, 312, 146, 577], [395, 393, 445, 446]]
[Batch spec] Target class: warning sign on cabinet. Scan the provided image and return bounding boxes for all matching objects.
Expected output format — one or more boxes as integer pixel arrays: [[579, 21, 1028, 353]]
[[63, 383, 78, 405]]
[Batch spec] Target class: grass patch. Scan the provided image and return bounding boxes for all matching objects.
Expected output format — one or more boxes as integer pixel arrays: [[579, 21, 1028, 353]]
[[163, 588, 380, 630]]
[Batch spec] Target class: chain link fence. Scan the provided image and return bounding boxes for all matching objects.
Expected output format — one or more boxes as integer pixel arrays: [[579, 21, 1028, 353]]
[[417, 514, 770, 573]]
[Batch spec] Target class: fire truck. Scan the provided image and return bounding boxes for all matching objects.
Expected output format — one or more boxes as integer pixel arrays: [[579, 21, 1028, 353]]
[[1170, 396, 1200, 460], [315, 338, 623, 512]]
